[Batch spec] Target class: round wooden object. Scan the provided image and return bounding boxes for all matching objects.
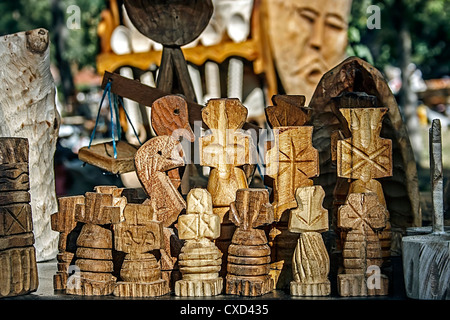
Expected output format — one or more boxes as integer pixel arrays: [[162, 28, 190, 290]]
[[124, 0, 213, 46]]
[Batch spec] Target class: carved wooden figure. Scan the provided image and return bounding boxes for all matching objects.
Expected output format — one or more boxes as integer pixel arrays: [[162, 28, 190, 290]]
[[51, 195, 84, 291], [200, 98, 255, 219], [265, 95, 317, 289], [200, 98, 255, 277], [113, 203, 169, 297], [289, 186, 330, 296], [175, 188, 223, 296], [336, 102, 393, 263], [337, 193, 389, 296], [226, 188, 274, 296], [0, 138, 38, 298], [65, 187, 126, 296], [135, 135, 186, 227]]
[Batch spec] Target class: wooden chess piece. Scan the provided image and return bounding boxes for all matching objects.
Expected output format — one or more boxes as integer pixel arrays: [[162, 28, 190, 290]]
[[225, 188, 274, 296], [0, 138, 39, 297], [289, 186, 330, 296], [175, 188, 223, 296], [113, 203, 169, 297]]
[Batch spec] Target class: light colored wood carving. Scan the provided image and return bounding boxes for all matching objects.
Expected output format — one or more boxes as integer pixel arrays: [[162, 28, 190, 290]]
[[113, 203, 169, 297], [0, 28, 60, 261], [0, 138, 38, 297], [135, 135, 186, 227], [175, 188, 223, 296], [225, 188, 274, 296], [289, 186, 330, 296], [337, 193, 388, 296]]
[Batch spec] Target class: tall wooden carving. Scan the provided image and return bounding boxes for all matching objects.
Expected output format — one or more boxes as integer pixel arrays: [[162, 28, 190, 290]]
[[289, 186, 330, 296], [175, 188, 223, 296], [0, 138, 38, 297], [226, 188, 274, 296], [200, 98, 255, 276], [265, 95, 318, 288], [113, 203, 169, 297], [335, 102, 391, 296]]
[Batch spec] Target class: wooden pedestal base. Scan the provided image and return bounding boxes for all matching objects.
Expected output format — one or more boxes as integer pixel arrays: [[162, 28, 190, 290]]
[[175, 278, 223, 297], [66, 273, 116, 296], [225, 274, 273, 297], [113, 279, 169, 297], [337, 273, 388, 297], [290, 280, 331, 296]]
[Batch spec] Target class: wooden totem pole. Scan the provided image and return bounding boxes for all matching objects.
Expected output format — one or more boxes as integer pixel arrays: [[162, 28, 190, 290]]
[[265, 95, 319, 288], [113, 203, 168, 297], [175, 188, 223, 296], [335, 95, 392, 296], [199, 98, 255, 275], [0, 138, 39, 297], [226, 188, 274, 296]]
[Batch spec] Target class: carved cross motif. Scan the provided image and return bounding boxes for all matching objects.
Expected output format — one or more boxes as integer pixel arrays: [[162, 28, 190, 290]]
[[200, 99, 255, 212], [337, 108, 392, 181], [178, 188, 220, 240], [338, 193, 387, 232], [266, 126, 319, 219]]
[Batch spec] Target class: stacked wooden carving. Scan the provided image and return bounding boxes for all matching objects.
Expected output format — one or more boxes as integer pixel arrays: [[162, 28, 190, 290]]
[[0, 138, 38, 298]]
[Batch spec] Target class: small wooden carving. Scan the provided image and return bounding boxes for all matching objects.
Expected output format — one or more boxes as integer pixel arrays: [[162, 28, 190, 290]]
[[226, 188, 274, 296], [289, 186, 330, 296], [113, 203, 169, 297], [135, 135, 186, 227], [0, 138, 38, 298], [337, 193, 389, 296], [51, 195, 84, 291], [175, 188, 223, 296], [66, 187, 124, 296]]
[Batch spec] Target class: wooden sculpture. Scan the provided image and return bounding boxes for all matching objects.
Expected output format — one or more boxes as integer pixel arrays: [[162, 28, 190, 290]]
[[0, 28, 60, 261], [200, 98, 255, 276], [135, 135, 186, 227], [265, 95, 318, 289], [289, 186, 330, 296], [175, 188, 223, 296], [308, 57, 421, 253], [0, 138, 39, 297], [51, 195, 84, 291], [335, 97, 393, 263], [113, 203, 169, 297], [337, 193, 389, 296], [124, 0, 213, 102], [226, 188, 274, 296], [65, 187, 126, 296], [402, 119, 450, 300]]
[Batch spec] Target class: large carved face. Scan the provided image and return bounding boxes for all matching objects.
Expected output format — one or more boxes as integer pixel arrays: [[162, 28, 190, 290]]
[[267, 0, 352, 102]]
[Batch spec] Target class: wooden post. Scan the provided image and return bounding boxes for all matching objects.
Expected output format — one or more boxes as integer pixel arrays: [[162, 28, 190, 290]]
[[0, 29, 60, 261], [0, 138, 39, 298], [402, 119, 450, 300]]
